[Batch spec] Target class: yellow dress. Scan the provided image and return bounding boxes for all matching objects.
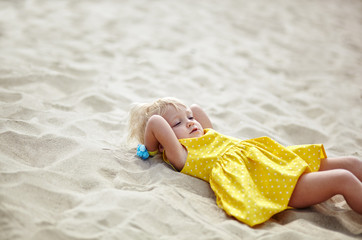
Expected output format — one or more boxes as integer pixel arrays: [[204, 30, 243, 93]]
[[163, 129, 327, 226]]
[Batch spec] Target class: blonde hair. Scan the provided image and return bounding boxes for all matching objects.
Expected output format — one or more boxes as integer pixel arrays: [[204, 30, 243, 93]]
[[127, 97, 188, 144]]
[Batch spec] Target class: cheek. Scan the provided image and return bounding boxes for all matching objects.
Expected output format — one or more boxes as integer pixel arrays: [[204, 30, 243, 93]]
[[174, 128, 187, 138], [172, 129, 181, 138]]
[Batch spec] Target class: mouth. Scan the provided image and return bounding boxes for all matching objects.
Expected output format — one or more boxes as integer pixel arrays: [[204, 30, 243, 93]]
[[190, 127, 198, 134]]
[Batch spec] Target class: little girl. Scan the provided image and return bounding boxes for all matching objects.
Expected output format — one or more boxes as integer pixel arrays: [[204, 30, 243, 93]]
[[128, 97, 362, 226]]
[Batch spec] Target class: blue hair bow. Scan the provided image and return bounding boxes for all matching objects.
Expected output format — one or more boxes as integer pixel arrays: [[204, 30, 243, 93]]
[[137, 144, 150, 160]]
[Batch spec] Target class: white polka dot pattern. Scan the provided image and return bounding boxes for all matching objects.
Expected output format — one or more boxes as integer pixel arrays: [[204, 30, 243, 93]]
[[163, 129, 327, 226]]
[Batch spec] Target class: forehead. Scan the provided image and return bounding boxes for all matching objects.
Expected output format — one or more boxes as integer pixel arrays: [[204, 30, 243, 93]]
[[163, 105, 191, 118]]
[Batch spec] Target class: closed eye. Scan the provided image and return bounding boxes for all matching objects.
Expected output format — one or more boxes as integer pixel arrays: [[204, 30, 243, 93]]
[[173, 122, 181, 127]]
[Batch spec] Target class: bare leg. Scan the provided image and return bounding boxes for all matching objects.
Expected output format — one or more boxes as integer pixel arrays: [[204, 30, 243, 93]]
[[319, 156, 362, 182], [289, 170, 362, 214]]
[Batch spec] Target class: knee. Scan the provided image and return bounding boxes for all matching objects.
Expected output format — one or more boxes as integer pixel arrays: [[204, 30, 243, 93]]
[[344, 156, 362, 169], [346, 156, 360, 162], [334, 169, 354, 178], [333, 169, 358, 190], [350, 156, 361, 164]]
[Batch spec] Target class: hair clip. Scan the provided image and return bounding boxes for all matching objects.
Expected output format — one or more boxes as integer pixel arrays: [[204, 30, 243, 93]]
[[137, 144, 150, 160]]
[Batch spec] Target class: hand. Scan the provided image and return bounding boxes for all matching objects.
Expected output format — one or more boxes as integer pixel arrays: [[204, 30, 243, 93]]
[[190, 104, 213, 129]]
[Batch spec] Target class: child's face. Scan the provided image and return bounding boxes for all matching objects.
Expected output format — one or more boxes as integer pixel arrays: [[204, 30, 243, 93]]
[[162, 106, 204, 139]]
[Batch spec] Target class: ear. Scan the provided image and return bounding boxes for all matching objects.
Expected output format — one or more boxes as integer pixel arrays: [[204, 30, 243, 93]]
[[158, 144, 164, 153]]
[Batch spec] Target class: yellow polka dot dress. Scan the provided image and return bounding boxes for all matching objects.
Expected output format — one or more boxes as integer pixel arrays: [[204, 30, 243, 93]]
[[163, 129, 327, 226]]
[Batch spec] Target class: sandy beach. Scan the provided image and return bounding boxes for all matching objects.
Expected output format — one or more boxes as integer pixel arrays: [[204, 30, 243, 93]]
[[1, 0, 362, 239]]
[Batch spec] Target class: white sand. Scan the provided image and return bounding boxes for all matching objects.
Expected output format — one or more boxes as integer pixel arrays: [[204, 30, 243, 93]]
[[1, 0, 362, 239]]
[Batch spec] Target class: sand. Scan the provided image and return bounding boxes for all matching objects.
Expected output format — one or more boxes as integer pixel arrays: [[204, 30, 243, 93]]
[[0, 0, 361, 239]]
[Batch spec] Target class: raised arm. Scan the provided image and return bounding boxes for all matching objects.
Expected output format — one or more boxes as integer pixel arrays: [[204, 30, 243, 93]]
[[190, 104, 213, 129], [144, 115, 187, 171]]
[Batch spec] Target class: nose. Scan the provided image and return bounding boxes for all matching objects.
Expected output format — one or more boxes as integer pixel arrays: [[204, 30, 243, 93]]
[[186, 120, 194, 128]]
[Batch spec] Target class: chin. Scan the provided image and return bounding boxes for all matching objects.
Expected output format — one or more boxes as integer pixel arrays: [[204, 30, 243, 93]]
[[194, 130, 204, 137]]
